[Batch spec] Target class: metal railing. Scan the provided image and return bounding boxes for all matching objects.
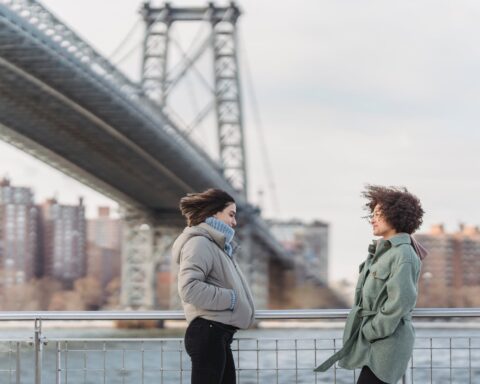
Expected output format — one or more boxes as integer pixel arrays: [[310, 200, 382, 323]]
[[0, 309, 479, 383]]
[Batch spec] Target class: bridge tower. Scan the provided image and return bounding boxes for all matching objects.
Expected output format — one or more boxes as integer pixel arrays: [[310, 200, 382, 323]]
[[140, 2, 248, 197]]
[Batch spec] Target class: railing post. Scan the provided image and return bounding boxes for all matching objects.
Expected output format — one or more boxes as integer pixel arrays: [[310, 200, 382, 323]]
[[16, 342, 21, 384], [34, 318, 43, 384], [56, 341, 62, 384]]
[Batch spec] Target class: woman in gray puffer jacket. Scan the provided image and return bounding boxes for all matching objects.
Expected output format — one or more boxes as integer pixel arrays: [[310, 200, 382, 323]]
[[172, 188, 255, 384]]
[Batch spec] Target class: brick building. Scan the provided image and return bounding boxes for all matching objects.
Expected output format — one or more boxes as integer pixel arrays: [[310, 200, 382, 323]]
[[416, 224, 480, 307]]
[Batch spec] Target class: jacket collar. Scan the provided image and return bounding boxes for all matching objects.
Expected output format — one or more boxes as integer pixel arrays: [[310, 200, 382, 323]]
[[198, 222, 226, 249], [194, 223, 239, 255], [368, 232, 411, 257], [388, 233, 411, 247]]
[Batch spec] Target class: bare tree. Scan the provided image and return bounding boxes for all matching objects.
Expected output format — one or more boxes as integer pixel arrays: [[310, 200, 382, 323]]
[[74, 276, 103, 310]]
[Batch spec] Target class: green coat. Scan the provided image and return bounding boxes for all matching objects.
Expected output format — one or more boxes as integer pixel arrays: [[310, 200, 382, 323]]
[[316, 233, 421, 384]]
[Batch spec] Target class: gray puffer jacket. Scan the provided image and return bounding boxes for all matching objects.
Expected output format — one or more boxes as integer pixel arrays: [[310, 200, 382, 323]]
[[172, 223, 255, 330]]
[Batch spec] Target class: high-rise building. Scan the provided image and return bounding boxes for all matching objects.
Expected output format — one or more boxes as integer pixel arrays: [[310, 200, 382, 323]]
[[86, 207, 122, 293], [416, 224, 480, 307], [40, 197, 86, 287], [0, 178, 39, 286], [268, 219, 329, 285]]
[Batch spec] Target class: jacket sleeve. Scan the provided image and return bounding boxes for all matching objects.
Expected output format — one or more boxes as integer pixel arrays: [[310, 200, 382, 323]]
[[178, 237, 233, 311], [362, 261, 418, 342]]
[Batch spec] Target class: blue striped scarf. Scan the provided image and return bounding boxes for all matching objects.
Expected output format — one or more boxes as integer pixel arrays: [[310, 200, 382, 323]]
[[205, 217, 235, 257]]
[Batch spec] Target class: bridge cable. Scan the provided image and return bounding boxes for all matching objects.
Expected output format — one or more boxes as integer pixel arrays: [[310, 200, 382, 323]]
[[167, 36, 218, 137], [108, 17, 142, 60], [162, 18, 216, 151], [165, 6, 235, 98], [165, 7, 211, 80], [112, 42, 142, 67], [169, 29, 206, 138], [168, 36, 214, 96], [165, 21, 214, 98], [239, 33, 281, 217]]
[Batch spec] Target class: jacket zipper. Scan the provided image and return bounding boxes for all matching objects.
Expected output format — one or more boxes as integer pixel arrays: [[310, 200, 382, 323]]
[[232, 259, 255, 319], [215, 240, 255, 319]]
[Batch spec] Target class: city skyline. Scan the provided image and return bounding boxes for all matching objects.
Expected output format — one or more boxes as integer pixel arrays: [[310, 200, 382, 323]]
[[0, 177, 88, 287], [0, 178, 123, 310], [1, 0, 480, 282]]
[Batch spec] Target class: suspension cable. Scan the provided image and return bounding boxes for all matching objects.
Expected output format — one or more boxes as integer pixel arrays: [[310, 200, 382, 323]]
[[239, 32, 281, 217], [108, 18, 142, 60]]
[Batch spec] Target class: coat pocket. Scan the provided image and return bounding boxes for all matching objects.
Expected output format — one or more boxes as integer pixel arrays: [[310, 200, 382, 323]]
[[364, 265, 390, 298], [371, 265, 390, 280]]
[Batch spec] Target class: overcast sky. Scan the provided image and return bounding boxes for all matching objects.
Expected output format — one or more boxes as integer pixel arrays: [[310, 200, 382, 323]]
[[1, 0, 480, 282]]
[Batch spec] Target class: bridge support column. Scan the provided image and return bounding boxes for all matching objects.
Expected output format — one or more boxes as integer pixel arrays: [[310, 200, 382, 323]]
[[120, 209, 181, 310]]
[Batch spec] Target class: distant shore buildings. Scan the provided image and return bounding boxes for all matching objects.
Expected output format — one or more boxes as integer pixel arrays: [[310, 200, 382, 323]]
[[0, 177, 39, 285], [416, 224, 480, 307], [40, 197, 86, 287], [0, 177, 121, 298], [268, 219, 329, 285]]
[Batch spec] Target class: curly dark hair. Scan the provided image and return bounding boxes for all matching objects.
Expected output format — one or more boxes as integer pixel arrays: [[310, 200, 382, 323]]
[[362, 185, 424, 234]]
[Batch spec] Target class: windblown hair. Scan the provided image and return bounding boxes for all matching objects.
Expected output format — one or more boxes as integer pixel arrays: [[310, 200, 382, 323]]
[[362, 185, 424, 234], [179, 188, 235, 226]]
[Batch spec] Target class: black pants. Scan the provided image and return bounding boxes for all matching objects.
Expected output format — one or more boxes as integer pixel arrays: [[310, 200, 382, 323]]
[[184, 317, 237, 384], [357, 366, 387, 384]]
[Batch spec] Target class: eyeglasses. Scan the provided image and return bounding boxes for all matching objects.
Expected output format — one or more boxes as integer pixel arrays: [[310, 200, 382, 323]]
[[364, 211, 383, 221]]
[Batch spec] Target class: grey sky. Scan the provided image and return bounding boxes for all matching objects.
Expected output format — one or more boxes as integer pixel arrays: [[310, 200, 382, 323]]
[[1, 0, 479, 282]]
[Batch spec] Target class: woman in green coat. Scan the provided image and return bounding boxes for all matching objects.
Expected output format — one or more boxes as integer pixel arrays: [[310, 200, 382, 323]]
[[316, 185, 427, 384]]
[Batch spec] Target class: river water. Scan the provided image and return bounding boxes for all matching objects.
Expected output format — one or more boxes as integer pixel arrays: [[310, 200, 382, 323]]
[[0, 323, 479, 383]]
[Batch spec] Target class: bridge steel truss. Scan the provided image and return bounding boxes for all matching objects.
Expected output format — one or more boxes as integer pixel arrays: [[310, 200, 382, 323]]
[[0, 0, 292, 310], [141, 2, 248, 197]]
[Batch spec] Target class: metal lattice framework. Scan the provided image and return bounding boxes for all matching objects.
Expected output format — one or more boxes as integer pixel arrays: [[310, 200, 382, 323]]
[[212, 8, 247, 196], [141, 2, 248, 196], [140, 2, 171, 106], [120, 208, 181, 310], [120, 211, 156, 309]]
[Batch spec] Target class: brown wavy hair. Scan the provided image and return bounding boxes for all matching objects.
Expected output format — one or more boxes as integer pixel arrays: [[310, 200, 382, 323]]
[[179, 188, 235, 226], [362, 185, 424, 234]]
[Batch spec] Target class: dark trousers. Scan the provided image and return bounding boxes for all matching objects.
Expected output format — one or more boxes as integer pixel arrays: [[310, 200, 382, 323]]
[[357, 366, 387, 384], [184, 317, 237, 384]]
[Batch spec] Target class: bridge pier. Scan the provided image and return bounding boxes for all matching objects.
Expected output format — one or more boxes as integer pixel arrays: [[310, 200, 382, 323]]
[[120, 209, 181, 310]]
